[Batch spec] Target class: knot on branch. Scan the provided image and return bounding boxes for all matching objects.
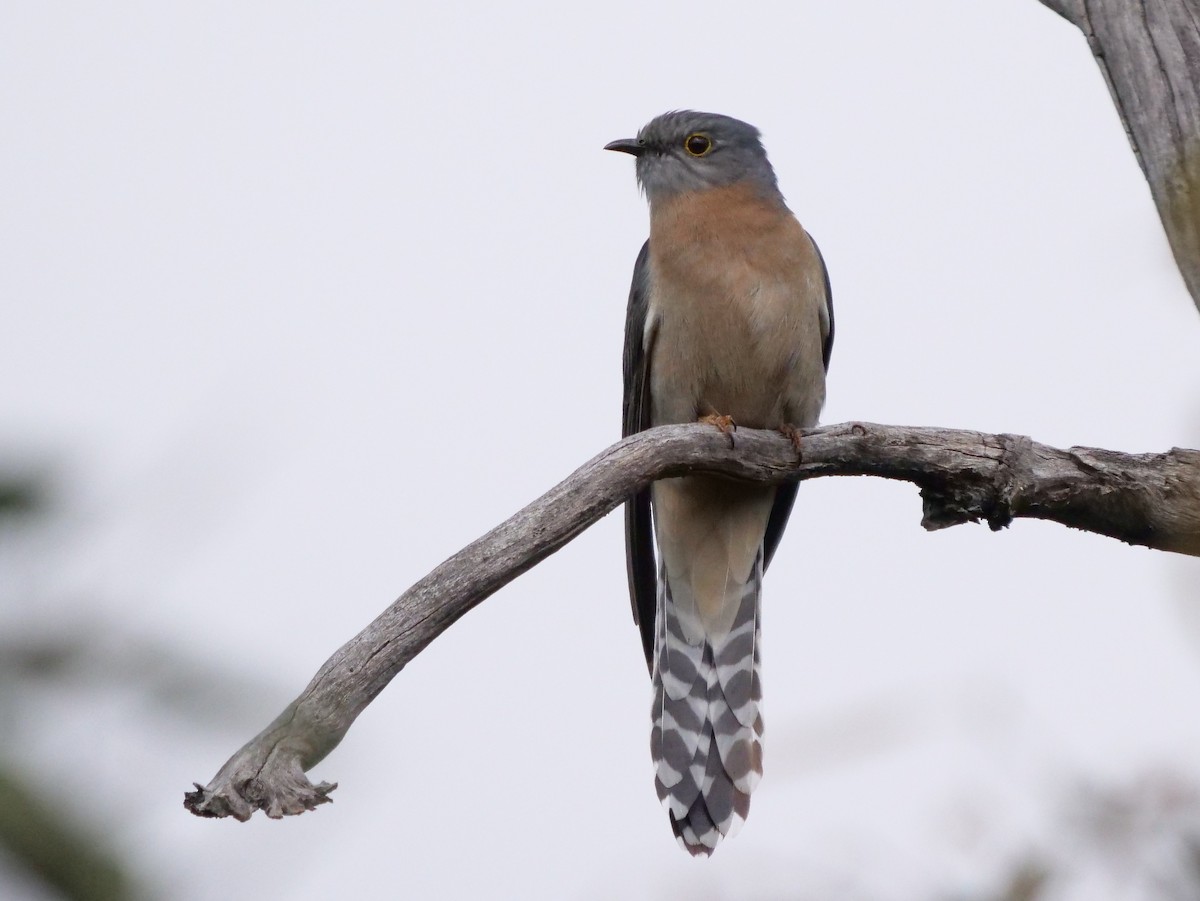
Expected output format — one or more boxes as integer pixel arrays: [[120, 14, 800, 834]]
[[987, 433, 1034, 530], [919, 433, 1032, 532]]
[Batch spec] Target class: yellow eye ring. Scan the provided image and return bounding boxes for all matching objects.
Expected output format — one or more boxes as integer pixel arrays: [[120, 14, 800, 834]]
[[684, 133, 712, 157]]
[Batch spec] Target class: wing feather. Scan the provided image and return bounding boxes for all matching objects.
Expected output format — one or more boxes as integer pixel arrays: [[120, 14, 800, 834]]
[[622, 240, 658, 669], [762, 231, 832, 571]]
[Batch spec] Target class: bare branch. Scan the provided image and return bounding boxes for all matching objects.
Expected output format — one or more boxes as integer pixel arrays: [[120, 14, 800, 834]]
[[1042, 0, 1200, 314], [184, 422, 1200, 821]]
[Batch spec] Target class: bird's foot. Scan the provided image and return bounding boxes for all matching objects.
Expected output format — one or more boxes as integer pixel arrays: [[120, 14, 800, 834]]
[[699, 413, 737, 448], [779, 424, 804, 461]]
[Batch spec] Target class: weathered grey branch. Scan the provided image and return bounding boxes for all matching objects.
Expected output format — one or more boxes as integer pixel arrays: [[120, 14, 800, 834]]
[[1039, 0, 1084, 28], [184, 422, 1200, 821], [1039, 0, 1200, 314]]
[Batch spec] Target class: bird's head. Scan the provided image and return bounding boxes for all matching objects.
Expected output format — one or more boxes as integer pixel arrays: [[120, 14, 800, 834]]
[[605, 110, 780, 205]]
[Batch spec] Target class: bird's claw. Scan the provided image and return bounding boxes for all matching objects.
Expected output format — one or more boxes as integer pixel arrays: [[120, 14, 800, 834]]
[[779, 424, 804, 461], [699, 413, 737, 448]]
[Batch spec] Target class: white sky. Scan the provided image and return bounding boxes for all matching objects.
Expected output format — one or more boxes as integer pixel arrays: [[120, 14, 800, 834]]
[[4, 2, 1200, 899]]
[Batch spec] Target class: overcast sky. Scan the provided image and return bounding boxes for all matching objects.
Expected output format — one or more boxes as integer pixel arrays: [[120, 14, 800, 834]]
[[4, 3, 1200, 899]]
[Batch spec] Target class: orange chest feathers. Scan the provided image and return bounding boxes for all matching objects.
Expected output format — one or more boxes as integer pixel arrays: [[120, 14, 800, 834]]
[[645, 183, 826, 427]]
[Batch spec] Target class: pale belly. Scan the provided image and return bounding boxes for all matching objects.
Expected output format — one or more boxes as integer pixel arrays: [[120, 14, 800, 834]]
[[646, 279, 826, 430]]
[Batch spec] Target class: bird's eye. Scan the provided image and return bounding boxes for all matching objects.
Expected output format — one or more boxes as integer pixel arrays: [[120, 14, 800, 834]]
[[684, 133, 712, 157]]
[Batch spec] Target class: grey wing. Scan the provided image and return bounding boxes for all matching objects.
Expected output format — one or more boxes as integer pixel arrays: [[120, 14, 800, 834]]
[[622, 240, 658, 670], [763, 232, 833, 570], [815, 236, 834, 372]]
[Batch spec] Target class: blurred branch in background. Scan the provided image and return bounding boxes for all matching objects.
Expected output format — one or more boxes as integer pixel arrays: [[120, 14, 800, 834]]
[[976, 772, 1200, 901], [764, 683, 1200, 899], [0, 475, 46, 519], [0, 469, 138, 901], [0, 469, 279, 901], [0, 626, 280, 730]]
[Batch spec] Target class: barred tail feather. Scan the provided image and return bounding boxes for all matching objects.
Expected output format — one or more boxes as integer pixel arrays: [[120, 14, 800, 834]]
[[651, 550, 764, 856]]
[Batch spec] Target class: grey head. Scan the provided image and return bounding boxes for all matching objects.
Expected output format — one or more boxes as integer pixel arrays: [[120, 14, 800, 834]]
[[605, 110, 782, 207]]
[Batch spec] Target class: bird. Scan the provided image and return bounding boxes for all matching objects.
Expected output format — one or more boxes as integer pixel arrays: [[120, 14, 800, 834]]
[[606, 110, 833, 856]]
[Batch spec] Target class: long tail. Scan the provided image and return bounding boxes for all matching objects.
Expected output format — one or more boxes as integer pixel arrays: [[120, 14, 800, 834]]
[[651, 549, 764, 856]]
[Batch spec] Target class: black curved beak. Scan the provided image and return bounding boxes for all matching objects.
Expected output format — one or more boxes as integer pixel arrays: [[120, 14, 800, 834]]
[[604, 138, 644, 157]]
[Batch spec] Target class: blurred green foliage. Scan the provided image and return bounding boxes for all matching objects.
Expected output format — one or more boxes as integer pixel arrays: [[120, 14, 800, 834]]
[[0, 768, 130, 901]]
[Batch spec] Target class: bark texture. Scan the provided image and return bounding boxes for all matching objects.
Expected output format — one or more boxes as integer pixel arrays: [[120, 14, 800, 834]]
[[1040, 0, 1200, 314], [184, 422, 1200, 821]]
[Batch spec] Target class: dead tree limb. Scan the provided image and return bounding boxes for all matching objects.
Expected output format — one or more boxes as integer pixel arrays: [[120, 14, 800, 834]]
[[1038, 0, 1200, 314], [183, 421, 1200, 821]]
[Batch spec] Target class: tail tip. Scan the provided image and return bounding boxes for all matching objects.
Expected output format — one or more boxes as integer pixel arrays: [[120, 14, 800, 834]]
[[670, 811, 723, 857]]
